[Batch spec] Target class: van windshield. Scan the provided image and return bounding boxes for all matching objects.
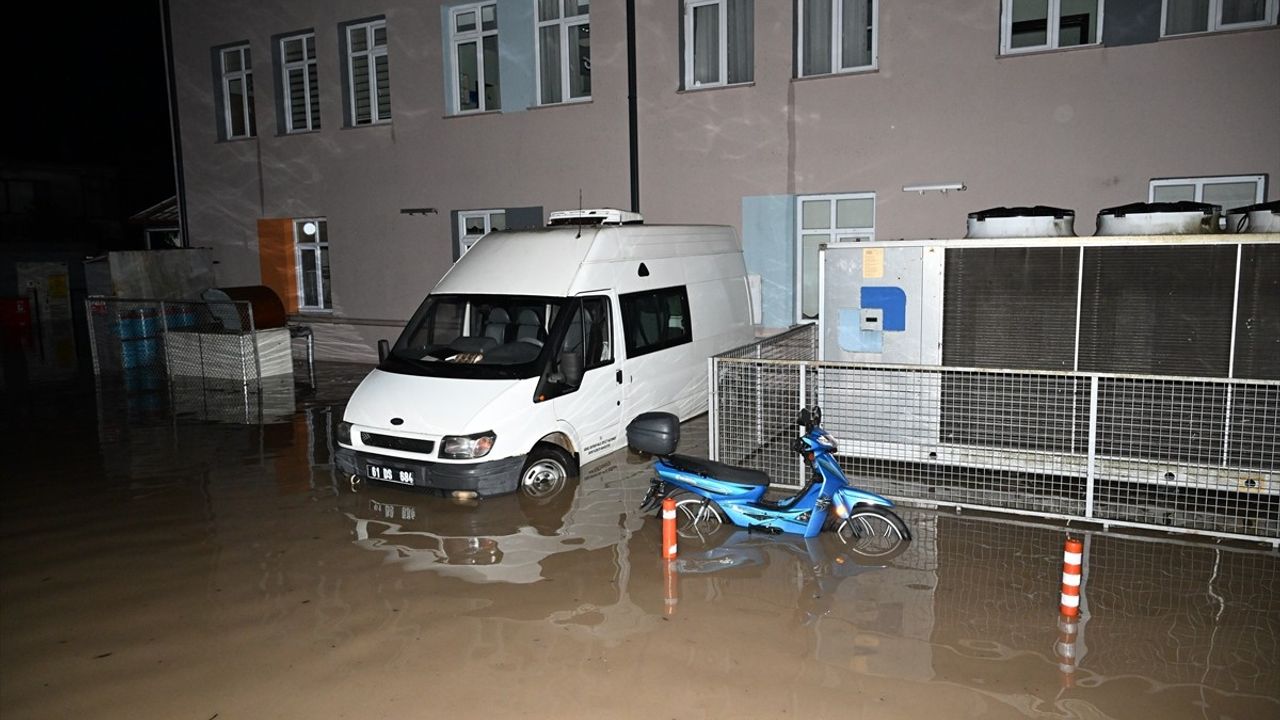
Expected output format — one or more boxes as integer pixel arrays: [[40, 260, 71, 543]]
[[382, 294, 566, 379]]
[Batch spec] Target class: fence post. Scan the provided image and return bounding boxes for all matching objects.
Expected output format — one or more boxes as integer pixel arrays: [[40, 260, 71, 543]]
[[708, 356, 718, 462], [1085, 375, 1098, 519]]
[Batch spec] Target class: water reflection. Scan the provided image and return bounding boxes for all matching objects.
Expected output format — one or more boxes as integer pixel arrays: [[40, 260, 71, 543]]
[[340, 458, 649, 584]]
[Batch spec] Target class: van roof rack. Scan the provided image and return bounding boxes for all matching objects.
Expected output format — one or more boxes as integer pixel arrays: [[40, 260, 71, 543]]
[[547, 208, 644, 226]]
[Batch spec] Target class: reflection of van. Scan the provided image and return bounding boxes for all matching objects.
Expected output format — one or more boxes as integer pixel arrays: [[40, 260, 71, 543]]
[[335, 209, 754, 498]]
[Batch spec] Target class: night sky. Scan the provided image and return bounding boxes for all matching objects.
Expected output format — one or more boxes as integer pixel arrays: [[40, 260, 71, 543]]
[[2, 3, 175, 215]]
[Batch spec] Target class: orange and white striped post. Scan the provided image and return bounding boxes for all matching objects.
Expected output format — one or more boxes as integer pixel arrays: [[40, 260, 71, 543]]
[[661, 496, 678, 560], [1055, 613, 1079, 687], [663, 559, 679, 616], [1059, 537, 1084, 617]]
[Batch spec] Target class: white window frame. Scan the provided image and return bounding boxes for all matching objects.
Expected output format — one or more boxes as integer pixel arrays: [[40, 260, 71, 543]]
[[684, 0, 732, 88], [220, 44, 255, 139], [796, 0, 879, 77], [295, 218, 332, 311], [1160, 0, 1279, 36], [795, 193, 875, 322], [457, 209, 506, 258], [450, 3, 501, 114], [1000, 0, 1105, 55], [347, 19, 390, 125], [281, 32, 319, 133], [1149, 174, 1266, 206], [535, 1, 591, 105]]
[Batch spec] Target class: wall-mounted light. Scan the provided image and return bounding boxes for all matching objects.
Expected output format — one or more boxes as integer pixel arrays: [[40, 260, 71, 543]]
[[902, 182, 966, 194], [399, 207, 439, 215]]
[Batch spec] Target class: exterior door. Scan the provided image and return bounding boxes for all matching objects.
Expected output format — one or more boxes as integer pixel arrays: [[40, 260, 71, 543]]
[[551, 294, 623, 462]]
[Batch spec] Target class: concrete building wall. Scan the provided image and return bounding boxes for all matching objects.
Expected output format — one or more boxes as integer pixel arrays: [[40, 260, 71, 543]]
[[170, 0, 1280, 357]]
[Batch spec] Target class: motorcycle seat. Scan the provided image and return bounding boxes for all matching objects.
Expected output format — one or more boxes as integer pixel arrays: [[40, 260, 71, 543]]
[[667, 454, 771, 487]]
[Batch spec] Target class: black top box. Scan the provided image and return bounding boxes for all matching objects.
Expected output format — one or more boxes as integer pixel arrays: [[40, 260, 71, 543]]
[[626, 412, 680, 455]]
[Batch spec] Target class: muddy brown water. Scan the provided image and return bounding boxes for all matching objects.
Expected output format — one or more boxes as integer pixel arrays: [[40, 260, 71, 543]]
[[2, 365, 1277, 719]]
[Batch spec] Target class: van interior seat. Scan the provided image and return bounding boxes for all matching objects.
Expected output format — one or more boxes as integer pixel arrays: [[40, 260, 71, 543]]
[[483, 308, 511, 343], [515, 309, 543, 342]]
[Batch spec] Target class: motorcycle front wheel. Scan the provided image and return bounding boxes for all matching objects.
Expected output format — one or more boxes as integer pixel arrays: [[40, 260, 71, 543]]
[[835, 506, 911, 558], [670, 491, 726, 541]]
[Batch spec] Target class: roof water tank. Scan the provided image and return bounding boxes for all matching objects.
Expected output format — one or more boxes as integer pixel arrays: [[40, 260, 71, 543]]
[[965, 206, 1076, 238], [1095, 201, 1219, 236], [1225, 200, 1280, 233]]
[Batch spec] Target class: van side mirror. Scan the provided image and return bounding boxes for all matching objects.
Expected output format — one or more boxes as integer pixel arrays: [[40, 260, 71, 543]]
[[378, 339, 390, 363], [558, 352, 584, 387]]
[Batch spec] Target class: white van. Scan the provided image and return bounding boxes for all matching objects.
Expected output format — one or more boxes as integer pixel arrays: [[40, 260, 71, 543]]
[[335, 209, 754, 498]]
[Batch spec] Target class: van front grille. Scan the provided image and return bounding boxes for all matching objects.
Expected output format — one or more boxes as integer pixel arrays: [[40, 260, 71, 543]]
[[361, 432, 435, 455]]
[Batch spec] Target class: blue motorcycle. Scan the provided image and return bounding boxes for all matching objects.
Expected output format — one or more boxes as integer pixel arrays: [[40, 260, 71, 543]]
[[629, 406, 910, 551]]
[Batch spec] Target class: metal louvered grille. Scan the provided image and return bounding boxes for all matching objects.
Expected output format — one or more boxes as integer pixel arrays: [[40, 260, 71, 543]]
[[361, 432, 435, 455], [943, 247, 1078, 370]]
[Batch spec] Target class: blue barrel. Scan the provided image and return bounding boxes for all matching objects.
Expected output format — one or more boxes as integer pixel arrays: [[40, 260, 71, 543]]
[[120, 308, 160, 369]]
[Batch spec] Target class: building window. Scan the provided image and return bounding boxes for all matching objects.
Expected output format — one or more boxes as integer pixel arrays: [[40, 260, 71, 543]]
[[281, 33, 320, 132], [797, 0, 877, 77], [458, 210, 506, 257], [1000, 0, 1102, 54], [1163, 0, 1278, 35], [346, 19, 390, 125], [682, 0, 754, 89], [451, 3, 502, 113], [796, 193, 874, 321], [620, 286, 692, 358], [295, 219, 332, 311], [1150, 174, 1266, 214], [219, 44, 256, 139], [536, 0, 591, 105]]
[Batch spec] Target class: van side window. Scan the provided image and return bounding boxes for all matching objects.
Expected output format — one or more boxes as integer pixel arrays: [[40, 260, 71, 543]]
[[620, 286, 692, 358], [559, 296, 613, 370]]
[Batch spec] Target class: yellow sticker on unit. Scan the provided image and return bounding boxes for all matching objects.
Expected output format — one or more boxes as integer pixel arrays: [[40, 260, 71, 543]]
[[862, 248, 884, 279]]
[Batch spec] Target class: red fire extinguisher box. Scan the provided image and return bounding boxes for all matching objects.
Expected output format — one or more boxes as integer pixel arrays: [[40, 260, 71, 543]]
[[0, 297, 33, 334]]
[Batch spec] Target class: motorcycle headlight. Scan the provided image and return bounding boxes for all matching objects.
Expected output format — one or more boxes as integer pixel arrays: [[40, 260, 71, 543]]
[[337, 422, 352, 445], [440, 431, 496, 459]]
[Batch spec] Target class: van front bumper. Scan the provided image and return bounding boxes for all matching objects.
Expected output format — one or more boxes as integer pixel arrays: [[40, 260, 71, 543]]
[[336, 447, 525, 497]]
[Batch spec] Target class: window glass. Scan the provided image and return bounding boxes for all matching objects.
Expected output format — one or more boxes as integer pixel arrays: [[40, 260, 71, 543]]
[[1203, 181, 1262, 212], [802, 199, 830, 229], [1003, 0, 1101, 53], [620, 286, 693, 358], [281, 32, 320, 133], [1010, 0, 1050, 48], [451, 3, 501, 113], [685, 0, 753, 88], [836, 197, 874, 228], [559, 297, 613, 369], [802, 0, 833, 76], [841, 0, 874, 69], [346, 20, 390, 125], [295, 219, 331, 310], [220, 44, 255, 139], [1221, 0, 1268, 23], [1152, 184, 1195, 202]]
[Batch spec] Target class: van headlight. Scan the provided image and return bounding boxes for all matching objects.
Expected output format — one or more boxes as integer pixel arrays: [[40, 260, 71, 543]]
[[440, 431, 496, 459], [337, 422, 352, 445]]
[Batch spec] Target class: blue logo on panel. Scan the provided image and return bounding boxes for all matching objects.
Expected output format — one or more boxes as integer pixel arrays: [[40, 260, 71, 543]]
[[837, 286, 907, 353]]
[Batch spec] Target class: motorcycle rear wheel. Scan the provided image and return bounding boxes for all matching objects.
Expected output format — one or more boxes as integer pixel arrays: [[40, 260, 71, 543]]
[[670, 491, 726, 540], [835, 507, 910, 558]]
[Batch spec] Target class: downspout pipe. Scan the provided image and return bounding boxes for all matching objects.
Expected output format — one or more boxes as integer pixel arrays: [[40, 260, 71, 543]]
[[626, 0, 640, 213], [159, 0, 188, 245]]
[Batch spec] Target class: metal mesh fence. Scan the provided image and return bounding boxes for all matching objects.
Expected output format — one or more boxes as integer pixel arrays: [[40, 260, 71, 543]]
[[85, 296, 299, 390], [712, 341, 1280, 542]]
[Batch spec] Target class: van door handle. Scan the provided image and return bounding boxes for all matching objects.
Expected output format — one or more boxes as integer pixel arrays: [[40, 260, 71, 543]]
[[616, 369, 623, 385]]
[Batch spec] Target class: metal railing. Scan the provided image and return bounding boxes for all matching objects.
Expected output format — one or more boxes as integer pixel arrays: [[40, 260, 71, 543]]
[[710, 324, 1280, 544]]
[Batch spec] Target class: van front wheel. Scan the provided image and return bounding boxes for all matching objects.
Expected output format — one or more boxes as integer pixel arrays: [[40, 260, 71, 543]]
[[519, 445, 576, 501]]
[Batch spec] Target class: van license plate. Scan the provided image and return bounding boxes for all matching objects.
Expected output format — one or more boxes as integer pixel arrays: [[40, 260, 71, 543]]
[[366, 463, 418, 485]]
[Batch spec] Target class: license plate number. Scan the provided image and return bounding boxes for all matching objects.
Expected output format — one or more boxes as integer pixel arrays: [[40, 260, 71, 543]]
[[366, 463, 417, 485]]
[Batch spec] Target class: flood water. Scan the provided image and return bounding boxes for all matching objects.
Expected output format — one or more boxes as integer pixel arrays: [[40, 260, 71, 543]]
[[2, 364, 1277, 719]]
